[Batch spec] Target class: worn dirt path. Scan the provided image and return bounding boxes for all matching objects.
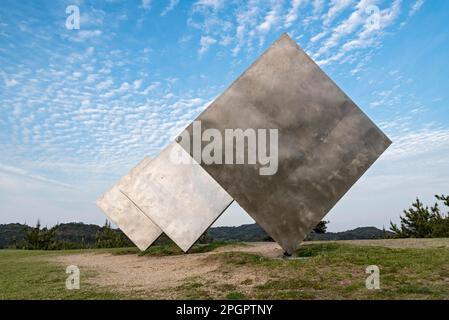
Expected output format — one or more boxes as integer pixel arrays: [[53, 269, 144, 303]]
[[52, 242, 283, 298]]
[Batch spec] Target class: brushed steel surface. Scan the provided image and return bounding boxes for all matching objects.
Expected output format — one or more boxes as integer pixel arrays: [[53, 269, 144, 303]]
[[96, 157, 162, 251], [178, 33, 392, 254], [121, 142, 233, 252]]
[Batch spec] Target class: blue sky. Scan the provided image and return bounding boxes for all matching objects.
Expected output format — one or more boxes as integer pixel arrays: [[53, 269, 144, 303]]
[[0, 0, 448, 231]]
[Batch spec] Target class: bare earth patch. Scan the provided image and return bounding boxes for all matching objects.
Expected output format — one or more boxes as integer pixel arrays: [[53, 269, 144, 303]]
[[52, 242, 283, 298]]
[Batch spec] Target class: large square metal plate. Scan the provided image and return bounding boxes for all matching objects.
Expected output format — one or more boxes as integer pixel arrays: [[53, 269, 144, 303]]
[[178, 33, 391, 254], [120, 142, 233, 252], [96, 157, 163, 251]]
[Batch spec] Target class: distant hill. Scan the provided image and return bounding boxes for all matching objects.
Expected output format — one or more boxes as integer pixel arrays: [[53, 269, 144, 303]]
[[0, 222, 124, 248], [208, 224, 393, 242], [208, 223, 270, 242], [0, 222, 392, 249], [54, 223, 102, 245], [307, 226, 394, 241], [0, 223, 32, 248]]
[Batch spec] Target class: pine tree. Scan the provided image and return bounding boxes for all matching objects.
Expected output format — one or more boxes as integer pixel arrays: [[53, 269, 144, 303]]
[[313, 220, 329, 234], [390, 195, 449, 238], [25, 220, 59, 250], [96, 220, 129, 248]]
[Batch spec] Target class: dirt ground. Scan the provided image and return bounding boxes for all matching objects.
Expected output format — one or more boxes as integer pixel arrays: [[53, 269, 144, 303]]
[[52, 239, 449, 298], [53, 242, 283, 298]]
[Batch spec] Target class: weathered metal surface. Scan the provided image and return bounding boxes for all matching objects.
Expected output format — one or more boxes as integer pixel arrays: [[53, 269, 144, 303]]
[[96, 157, 162, 251], [178, 33, 391, 254], [121, 142, 233, 252]]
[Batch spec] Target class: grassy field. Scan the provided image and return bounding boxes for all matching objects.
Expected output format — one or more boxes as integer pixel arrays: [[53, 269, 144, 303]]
[[0, 249, 124, 299], [0, 243, 240, 300], [1, 239, 449, 300]]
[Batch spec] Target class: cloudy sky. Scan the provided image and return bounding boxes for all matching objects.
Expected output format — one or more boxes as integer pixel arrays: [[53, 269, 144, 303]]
[[0, 0, 448, 231]]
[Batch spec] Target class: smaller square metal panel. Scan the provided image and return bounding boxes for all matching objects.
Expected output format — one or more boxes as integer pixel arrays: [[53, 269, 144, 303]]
[[120, 142, 233, 252], [96, 157, 162, 251]]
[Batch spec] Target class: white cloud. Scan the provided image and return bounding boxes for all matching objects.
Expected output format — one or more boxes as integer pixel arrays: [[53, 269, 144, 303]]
[[284, 0, 305, 28], [312, 0, 325, 14], [385, 128, 449, 161], [0, 164, 76, 189], [194, 0, 223, 10], [96, 79, 114, 91], [86, 47, 95, 56], [161, 0, 180, 16], [400, 0, 424, 28], [303, 0, 325, 25], [142, 0, 152, 10], [198, 35, 217, 55], [323, 0, 354, 27], [315, 0, 403, 65], [231, 1, 260, 56], [1, 71, 19, 87], [257, 3, 281, 33], [118, 82, 131, 92], [339, 0, 401, 53], [315, 1, 369, 57], [192, 0, 400, 63], [80, 8, 105, 27], [71, 29, 102, 42], [133, 79, 143, 90], [142, 82, 161, 95], [4, 78, 19, 87], [219, 35, 232, 46], [256, 1, 284, 46], [310, 30, 327, 42], [409, 0, 424, 17]]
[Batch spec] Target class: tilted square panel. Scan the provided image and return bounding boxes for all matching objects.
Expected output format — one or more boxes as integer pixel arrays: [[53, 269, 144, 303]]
[[178, 33, 391, 254], [96, 157, 162, 251], [120, 142, 233, 252]]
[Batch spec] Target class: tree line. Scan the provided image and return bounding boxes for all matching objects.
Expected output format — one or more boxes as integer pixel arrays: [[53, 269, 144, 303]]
[[23, 220, 132, 250]]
